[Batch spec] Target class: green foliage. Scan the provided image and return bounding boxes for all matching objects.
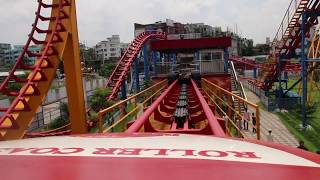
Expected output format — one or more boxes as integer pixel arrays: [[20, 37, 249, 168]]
[[22, 57, 32, 65], [275, 110, 320, 152], [142, 80, 151, 90], [7, 82, 22, 91], [89, 88, 114, 112], [89, 111, 98, 121], [48, 116, 68, 130], [59, 102, 69, 119], [99, 63, 116, 78]]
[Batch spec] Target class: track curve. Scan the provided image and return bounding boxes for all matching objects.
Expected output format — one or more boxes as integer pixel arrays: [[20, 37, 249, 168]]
[[106, 31, 166, 100]]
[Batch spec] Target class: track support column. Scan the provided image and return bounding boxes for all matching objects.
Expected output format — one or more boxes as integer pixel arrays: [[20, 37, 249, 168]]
[[121, 81, 127, 100], [224, 48, 229, 73], [301, 13, 308, 128], [134, 57, 140, 91], [143, 45, 149, 81], [152, 51, 158, 76], [62, 0, 87, 134]]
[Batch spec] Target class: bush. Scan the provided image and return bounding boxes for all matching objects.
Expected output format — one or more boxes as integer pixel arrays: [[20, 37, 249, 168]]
[[7, 82, 22, 91], [48, 116, 68, 130], [142, 80, 151, 90], [59, 102, 69, 119], [99, 63, 116, 78], [89, 88, 114, 112]]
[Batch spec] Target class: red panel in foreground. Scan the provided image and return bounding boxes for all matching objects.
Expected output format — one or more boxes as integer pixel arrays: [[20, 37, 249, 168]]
[[0, 133, 319, 180]]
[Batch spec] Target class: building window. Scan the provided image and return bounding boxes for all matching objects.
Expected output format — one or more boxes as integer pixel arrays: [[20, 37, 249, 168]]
[[200, 51, 222, 61], [110, 48, 116, 51], [212, 52, 222, 60], [201, 52, 211, 61]]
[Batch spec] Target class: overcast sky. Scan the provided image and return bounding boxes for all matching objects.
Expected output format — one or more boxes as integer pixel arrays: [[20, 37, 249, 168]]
[[0, 0, 290, 47]]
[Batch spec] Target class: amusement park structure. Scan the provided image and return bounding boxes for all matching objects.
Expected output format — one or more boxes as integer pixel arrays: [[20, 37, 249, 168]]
[[230, 0, 320, 128], [0, 0, 319, 179]]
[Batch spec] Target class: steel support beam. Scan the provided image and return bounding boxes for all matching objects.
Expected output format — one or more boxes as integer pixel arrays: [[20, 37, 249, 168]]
[[62, 1, 87, 134], [134, 57, 140, 91], [143, 45, 149, 81], [224, 48, 229, 73], [196, 51, 200, 71], [152, 51, 158, 76], [121, 80, 127, 100], [301, 13, 308, 128]]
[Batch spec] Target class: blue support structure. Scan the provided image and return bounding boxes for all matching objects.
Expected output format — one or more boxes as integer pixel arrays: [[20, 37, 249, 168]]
[[152, 51, 158, 76], [299, 10, 320, 128], [121, 81, 127, 100], [143, 45, 149, 81], [160, 52, 164, 63], [223, 48, 229, 73], [253, 68, 257, 78], [173, 53, 177, 71], [301, 13, 308, 128], [196, 51, 200, 71], [284, 71, 288, 80], [134, 57, 140, 92]]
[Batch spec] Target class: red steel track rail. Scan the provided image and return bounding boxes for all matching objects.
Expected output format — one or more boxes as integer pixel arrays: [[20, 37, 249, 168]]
[[106, 31, 166, 100], [190, 80, 225, 137], [126, 80, 177, 133]]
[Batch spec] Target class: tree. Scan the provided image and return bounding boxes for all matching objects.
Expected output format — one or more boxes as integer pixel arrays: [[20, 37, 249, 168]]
[[88, 88, 114, 112], [47, 102, 69, 130], [99, 63, 116, 78], [241, 39, 254, 56]]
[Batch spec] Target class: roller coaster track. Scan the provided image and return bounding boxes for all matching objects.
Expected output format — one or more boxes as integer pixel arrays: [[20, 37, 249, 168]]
[[0, 0, 85, 140], [106, 31, 166, 100], [231, 0, 320, 90], [260, 0, 320, 90]]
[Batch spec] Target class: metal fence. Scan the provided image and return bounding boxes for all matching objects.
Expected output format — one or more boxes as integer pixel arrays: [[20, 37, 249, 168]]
[[242, 80, 301, 111]]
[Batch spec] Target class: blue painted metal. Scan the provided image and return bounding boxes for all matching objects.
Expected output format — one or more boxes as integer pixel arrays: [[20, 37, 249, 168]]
[[143, 45, 149, 81], [223, 48, 229, 73], [253, 68, 257, 78], [173, 53, 177, 71], [134, 57, 140, 91], [301, 13, 308, 128], [196, 51, 200, 71], [304, 58, 320, 62], [284, 72, 288, 80], [152, 51, 158, 76], [121, 80, 127, 100]]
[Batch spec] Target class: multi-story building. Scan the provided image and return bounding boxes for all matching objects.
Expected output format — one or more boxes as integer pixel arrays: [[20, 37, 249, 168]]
[[134, 20, 242, 56], [95, 35, 128, 63], [3, 45, 41, 65], [0, 43, 12, 65]]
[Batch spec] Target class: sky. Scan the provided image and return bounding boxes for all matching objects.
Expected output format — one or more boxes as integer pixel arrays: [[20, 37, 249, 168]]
[[0, 0, 290, 47]]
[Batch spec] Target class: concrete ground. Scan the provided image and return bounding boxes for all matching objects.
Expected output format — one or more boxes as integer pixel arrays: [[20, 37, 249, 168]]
[[243, 90, 299, 147]]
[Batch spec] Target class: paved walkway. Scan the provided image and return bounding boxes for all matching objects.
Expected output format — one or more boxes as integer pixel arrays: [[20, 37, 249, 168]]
[[245, 90, 299, 147]]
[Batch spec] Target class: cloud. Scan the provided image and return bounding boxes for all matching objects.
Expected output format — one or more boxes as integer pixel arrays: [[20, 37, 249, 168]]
[[0, 0, 292, 46]]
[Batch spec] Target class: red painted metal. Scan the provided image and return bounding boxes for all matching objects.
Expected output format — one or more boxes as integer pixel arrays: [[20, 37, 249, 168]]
[[229, 56, 262, 68], [106, 31, 166, 100], [258, 0, 320, 90], [0, 0, 70, 129], [1, 133, 319, 180], [191, 80, 226, 136], [126, 80, 178, 133], [150, 37, 232, 51]]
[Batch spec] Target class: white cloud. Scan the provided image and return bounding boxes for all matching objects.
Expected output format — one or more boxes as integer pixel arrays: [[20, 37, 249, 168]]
[[0, 0, 292, 46]]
